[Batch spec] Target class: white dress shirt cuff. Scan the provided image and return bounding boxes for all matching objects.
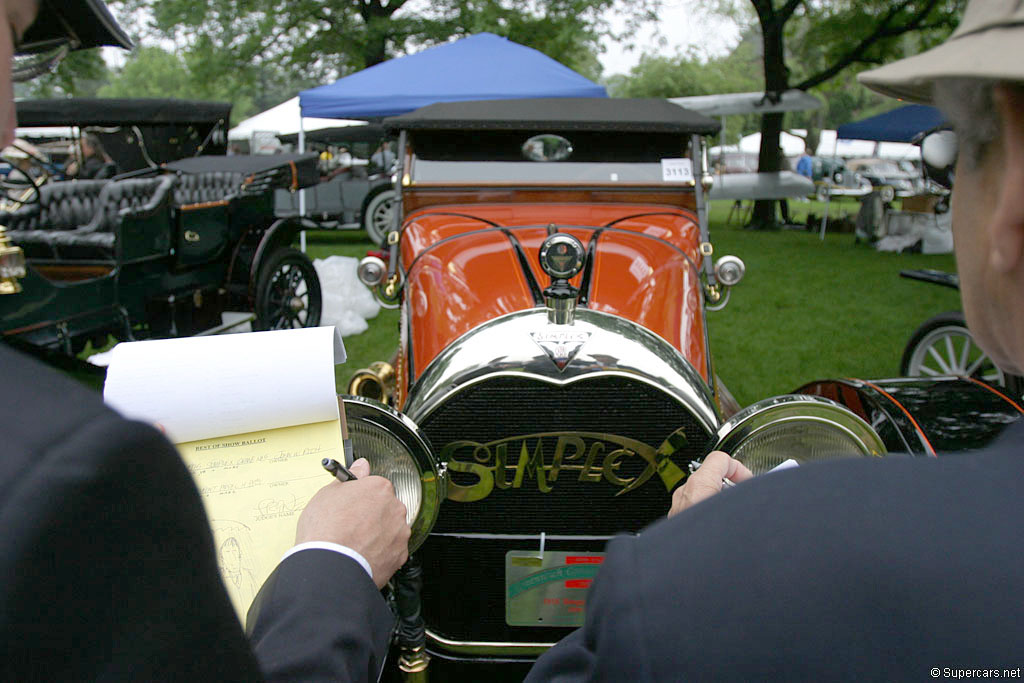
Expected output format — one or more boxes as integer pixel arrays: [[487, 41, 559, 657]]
[[281, 541, 373, 581]]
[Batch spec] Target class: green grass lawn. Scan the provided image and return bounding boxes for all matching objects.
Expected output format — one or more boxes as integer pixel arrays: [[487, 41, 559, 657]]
[[306, 198, 962, 408], [704, 200, 960, 406]]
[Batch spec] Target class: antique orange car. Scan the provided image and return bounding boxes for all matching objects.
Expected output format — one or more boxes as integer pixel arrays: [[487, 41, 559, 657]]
[[336, 98, 1022, 679]]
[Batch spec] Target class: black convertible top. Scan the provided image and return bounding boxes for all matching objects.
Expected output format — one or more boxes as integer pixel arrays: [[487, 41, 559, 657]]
[[15, 99, 233, 128], [384, 98, 721, 135], [165, 153, 317, 175], [22, 0, 133, 52], [278, 124, 387, 146], [165, 153, 320, 191]]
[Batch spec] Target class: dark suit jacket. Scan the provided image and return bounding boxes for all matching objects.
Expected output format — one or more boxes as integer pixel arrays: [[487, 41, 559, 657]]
[[0, 346, 393, 681], [527, 423, 1024, 681]]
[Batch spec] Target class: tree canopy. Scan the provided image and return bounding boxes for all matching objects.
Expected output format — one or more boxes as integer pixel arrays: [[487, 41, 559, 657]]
[[651, 0, 963, 228], [109, 0, 659, 116]]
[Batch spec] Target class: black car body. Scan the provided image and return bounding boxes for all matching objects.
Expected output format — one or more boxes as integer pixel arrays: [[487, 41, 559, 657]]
[[0, 152, 324, 357]]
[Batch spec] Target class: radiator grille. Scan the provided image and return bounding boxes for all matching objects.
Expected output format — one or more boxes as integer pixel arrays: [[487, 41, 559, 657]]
[[420, 375, 709, 535], [416, 375, 711, 645]]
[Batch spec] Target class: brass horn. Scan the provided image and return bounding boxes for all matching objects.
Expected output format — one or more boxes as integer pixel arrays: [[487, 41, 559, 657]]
[[347, 361, 396, 403]]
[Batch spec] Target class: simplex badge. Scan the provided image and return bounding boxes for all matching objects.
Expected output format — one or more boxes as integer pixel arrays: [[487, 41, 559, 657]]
[[530, 330, 590, 370]]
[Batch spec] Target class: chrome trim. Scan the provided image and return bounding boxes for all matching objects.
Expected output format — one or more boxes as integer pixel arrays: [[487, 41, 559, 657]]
[[341, 396, 444, 551], [714, 255, 745, 287], [357, 255, 387, 287], [426, 628, 554, 657], [538, 233, 585, 279], [544, 295, 575, 326], [403, 308, 720, 434], [712, 394, 886, 457]]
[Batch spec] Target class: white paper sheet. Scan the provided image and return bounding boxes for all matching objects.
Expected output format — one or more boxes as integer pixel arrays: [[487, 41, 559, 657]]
[[103, 327, 344, 444]]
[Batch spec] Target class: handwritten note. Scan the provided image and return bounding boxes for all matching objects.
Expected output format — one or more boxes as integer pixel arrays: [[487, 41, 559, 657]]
[[102, 327, 346, 623], [177, 419, 343, 620]]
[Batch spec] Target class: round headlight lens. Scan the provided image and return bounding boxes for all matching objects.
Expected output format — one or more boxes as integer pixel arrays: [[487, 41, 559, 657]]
[[349, 419, 422, 523], [729, 417, 877, 472], [711, 395, 885, 475], [342, 396, 443, 551]]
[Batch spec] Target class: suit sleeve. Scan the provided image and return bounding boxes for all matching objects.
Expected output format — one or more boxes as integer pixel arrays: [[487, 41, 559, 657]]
[[1, 412, 264, 681], [525, 535, 650, 683], [247, 549, 396, 682]]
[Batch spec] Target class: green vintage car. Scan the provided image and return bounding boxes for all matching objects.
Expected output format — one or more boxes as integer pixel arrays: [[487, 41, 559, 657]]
[[0, 148, 323, 357]]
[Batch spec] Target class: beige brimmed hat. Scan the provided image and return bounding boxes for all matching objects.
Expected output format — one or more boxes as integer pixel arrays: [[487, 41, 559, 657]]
[[859, 0, 1024, 103]]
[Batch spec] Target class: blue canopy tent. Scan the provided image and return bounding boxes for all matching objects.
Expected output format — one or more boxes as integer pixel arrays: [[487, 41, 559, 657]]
[[836, 104, 944, 142], [292, 33, 605, 248], [298, 32, 606, 120]]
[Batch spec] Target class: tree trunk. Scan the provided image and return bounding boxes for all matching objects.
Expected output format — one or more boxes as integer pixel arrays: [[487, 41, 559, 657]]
[[750, 2, 791, 230], [750, 111, 785, 229], [360, 1, 392, 68]]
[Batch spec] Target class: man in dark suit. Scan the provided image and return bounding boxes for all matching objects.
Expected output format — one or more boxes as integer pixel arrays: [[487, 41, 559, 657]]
[[0, 2, 409, 680], [527, 1, 1024, 679]]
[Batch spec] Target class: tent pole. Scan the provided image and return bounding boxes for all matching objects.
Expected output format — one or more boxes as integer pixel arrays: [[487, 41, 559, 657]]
[[299, 117, 306, 253]]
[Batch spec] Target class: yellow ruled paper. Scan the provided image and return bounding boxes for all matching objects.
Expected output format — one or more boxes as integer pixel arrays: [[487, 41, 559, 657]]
[[177, 417, 344, 622]]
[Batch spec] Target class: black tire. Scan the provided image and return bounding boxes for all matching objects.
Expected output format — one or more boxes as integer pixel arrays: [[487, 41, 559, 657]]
[[900, 311, 1004, 385], [253, 248, 322, 331], [362, 187, 396, 246]]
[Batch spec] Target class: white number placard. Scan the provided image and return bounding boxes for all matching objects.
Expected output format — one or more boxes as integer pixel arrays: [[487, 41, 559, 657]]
[[661, 158, 694, 183]]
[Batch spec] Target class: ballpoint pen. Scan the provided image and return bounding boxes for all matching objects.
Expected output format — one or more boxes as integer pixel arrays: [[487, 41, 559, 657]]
[[322, 457, 357, 482], [321, 397, 358, 483]]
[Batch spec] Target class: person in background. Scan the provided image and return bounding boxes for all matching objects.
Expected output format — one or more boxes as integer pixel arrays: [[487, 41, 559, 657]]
[[323, 144, 356, 180], [0, 1, 409, 680], [370, 139, 395, 173], [526, 1, 1024, 679], [796, 143, 814, 179], [66, 132, 118, 179]]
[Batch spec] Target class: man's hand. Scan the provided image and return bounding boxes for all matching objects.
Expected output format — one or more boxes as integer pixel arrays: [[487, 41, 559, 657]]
[[668, 451, 753, 518], [296, 458, 410, 588]]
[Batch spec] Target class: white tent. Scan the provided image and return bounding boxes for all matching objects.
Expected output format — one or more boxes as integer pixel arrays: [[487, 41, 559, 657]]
[[736, 130, 809, 157], [719, 130, 918, 161], [818, 130, 918, 161], [228, 97, 364, 143]]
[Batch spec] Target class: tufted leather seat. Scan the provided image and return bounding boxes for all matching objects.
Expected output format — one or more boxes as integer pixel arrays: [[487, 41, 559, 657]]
[[173, 172, 244, 206], [9, 176, 176, 261], [0, 180, 109, 232], [3, 180, 110, 258]]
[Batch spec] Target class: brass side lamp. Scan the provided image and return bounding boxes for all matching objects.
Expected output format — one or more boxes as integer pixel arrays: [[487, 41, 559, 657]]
[[0, 225, 26, 295]]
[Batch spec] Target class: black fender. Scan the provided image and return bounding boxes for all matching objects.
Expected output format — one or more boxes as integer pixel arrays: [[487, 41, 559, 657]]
[[795, 377, 1023, 456], [243, 216, 319, 296]]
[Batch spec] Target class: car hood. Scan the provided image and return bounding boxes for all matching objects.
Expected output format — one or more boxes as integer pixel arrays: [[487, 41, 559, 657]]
[[400, 202, 708, 384]]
